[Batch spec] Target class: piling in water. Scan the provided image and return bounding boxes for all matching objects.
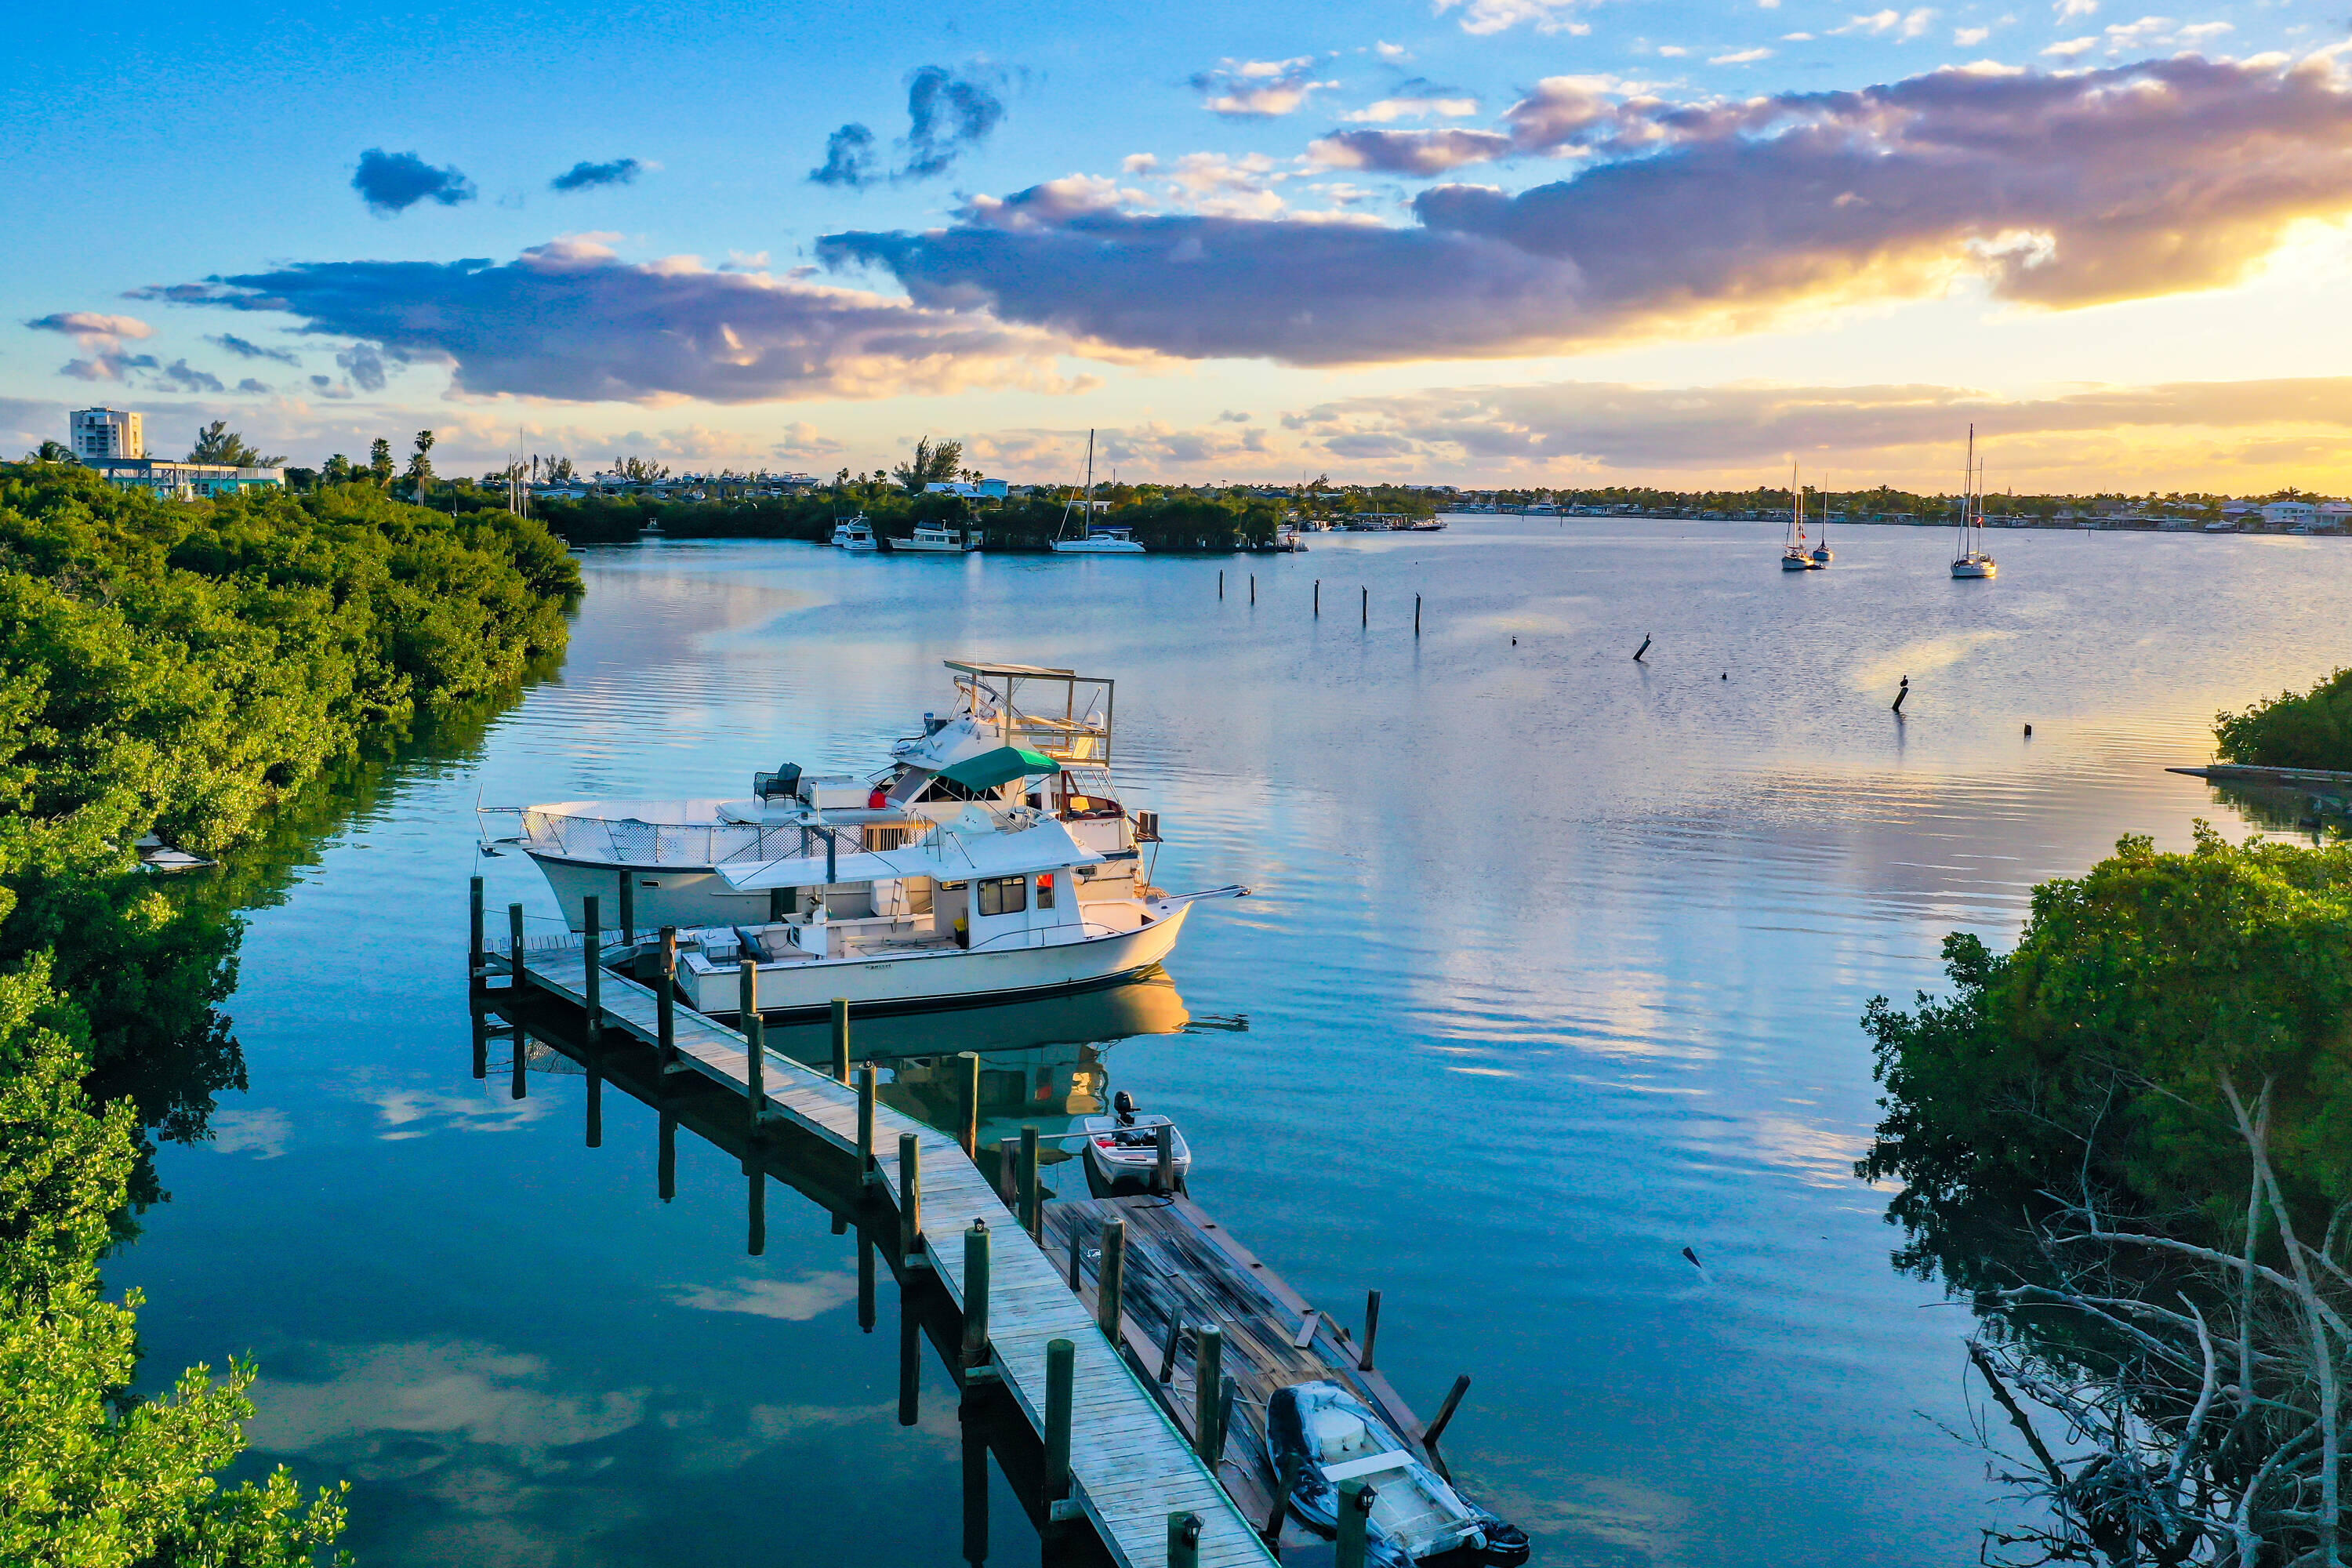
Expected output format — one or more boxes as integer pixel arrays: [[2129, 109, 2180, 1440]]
[[1196, 1324, 1225, 1462], [508, 902, 526, 985], [857, 1066, 878, 1185], [1249, 573, 1255, 604], [1359, 1288, 1381, 1372], [1044, 1338, 1075, 1504], [1423, 1374, 1472, 1481], [468, 877, 485, 992], [1414, 594, 1421, 636], [1336, 1479, 1374, 1568], [1159, 1313, 1183, 1383], [956, 1051, 980, 1157], [961, 1220, 991, 1370], [741, 960, 764, 1132], [899, 1132, 924, 1261], [655, 927, 677, 1068], [1168, 1512, 1203, 1568], [1096, 1218, 1126, 1336], [1634, 633, 1652, 662], [1218, 569, 1224, 599], [1361, 585, 1367, 626], [1314, 579, 1320, 615], [831, 996, 851, 1084], [583, 896, 602, 1044], [1018, 1125, 1040, 1239], [1893, 675, 1910, 714], [1267, 1449, 1302, 1540]]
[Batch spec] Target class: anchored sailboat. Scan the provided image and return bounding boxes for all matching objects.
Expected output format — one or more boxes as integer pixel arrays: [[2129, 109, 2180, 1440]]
[[1782, 463, 1819, 571], [1050, 430, 1145, 554], [1951, 427, 1997, 580]]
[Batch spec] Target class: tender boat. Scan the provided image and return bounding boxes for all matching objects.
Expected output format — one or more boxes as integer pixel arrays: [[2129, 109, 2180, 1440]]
[[1049, 430, 1148, 554], [1950, 426, 1998, 579], [831, 516, 879, 551], [1076, 1090, 1190, 1195], [1267, 1383, 1530, 1567], [891, 520, 983, 553]]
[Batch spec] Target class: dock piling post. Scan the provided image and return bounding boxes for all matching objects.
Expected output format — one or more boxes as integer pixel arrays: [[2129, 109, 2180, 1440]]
[[510, 1021, 528, 1100], [658, 1111, 676, 1203], [1361, 585, 1367, 626], [585, 1067, 601, 1147], [468, 877, 485, 991], [1168, 1512, 1203, 1568], [583, 896, 602, 1045], [898, 1290, 920, 1428], [1195, 1325, 1224, 1461], [997, 1137, 1020, 1208], [1313, 579, 1319, 615], [1250, 573, 1255, 604], [956, 1051, 979, 1157], [1095, 1219, 1126, 1337], [1153, 1124, 1174, 1196], [1423, 1374, 1472, 1482], [747, 1168, 765, 1256], [1044, 1338, 1074, 1508], [508, 902, 526, 985], [961, 1220, 992, 1370], [1068, 1222, 1084, 1290], [1018, 1125, 1040, 1239], [1158, 1315, 1183, 1383], [857, 1066, 878, 1185], [1414, 594, 1421, 637], [1266, 1450, 1301, 1541], [655, 927, 677, 1069], [1335, 1479, 1375, 1568], [898, 1133, 924, 1262], [858, 1230, 876, 1333], [617, 869, 633, 946], [1213, 1376, 1236, 1468], [1218, 568, 1224, 599], [741, 960, 764, 1132], [1359, 1289, 1381, 1372], [830, 996, 851, 1083]]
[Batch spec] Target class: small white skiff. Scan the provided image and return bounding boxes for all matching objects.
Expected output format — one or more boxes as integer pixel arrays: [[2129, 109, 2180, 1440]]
[[1076, 1091, 1190, 1194]]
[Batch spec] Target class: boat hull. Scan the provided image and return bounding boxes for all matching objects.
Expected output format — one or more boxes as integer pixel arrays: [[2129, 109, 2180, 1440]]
[[1951, 560, 1997, 579], [681, 902, 1192, 1020], [528, 851, 774, 931]]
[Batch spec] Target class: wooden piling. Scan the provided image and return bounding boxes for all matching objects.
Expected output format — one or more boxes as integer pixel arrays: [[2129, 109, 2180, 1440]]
[[1196, 1324, 1225, 1463], [1335, 1479, 1374, 1568], [858, 1230, 876, 1333], [583, 896, 602, 1044], [899, 1132, 924, 1261], [1249, 573, 1255, 604], [1361, 585, 1367, 626], [1168, 1512, 1203, 1568], [747, 1168, 765, 1256], [857, 1066, 878, 1185], [585, 1067, 602, 1147], [830, 996, 851, 1084], [956, 1050, 979, 1157], [741, 960, 764, 1132], [1359, 1289, 1381, 1372], [1018, 1125, 1040, 1240], [658, 1111, 676, 1203], [1414, 594, 1421, 636], [1155, 1124, 1174, 1196], [468, 877, 485, 991], [1044, 1338, 1074, 1505], [1068, 1223, 1084, 1290], [1096, 1218, 1125, 1337], [998, 1137, 1020, 1208], [1313, 579, 1319, 615], [1423, 1374, 1472, 1481], [508, 902, 526, 985], [1266, 1450, 1301, 1541], [1159, 1313, 1183, 1383], [510, 1022, 527, 1100], [655, 927, 677, 1068], [1218, 569, 1225, 599], [617, 869, 634, 946], [961, 1220, 991, 1370]]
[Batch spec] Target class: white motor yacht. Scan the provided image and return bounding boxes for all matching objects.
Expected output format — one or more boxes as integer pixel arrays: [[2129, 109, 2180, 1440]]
[[891, 520, 983, 553], [831, 516, 879, 550]]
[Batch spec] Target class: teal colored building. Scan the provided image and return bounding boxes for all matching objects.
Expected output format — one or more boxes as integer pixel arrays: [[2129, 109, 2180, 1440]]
[[88, 456, 285, 498]]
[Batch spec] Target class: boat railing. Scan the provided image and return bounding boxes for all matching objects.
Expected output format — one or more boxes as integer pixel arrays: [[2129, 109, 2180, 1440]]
[[495, 808, 934, 867]]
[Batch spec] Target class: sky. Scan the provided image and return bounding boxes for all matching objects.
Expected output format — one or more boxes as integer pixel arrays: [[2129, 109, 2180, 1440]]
[[8, 0, 2352, 493]]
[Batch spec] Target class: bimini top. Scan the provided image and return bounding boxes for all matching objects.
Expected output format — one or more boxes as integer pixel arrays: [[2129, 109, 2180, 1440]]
[[938, 745, 1058, 792], [944, 659, 1082, 680], [716, 811, 1102, 892]]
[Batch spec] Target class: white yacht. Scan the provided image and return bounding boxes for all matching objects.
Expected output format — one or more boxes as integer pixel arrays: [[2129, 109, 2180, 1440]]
[[891, 520, 983, 553], [1951, 427, 1998, 579], [487, 658, 1204, 949], [1049, 430, 1147, 555], [831, 516, 878, 551]]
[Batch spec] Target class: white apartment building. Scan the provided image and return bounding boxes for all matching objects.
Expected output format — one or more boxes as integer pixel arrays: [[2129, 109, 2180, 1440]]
[[69, 407, 143, 460]]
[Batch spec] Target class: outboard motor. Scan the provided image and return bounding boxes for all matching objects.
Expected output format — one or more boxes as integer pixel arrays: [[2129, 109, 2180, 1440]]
[[1112, 1090, 1137, 1127]]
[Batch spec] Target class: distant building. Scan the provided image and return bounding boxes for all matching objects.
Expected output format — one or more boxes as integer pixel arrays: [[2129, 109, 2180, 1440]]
[[924, 479, 1009, 499], [2262, 499, 2318, 528], [87, 457, 283, 499], [70, 407, 143, 460]]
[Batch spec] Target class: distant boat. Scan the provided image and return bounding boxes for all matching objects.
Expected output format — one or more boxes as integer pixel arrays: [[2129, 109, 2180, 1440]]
[[831, 515, 878, 551], [2205, 519, 2238, 534], [891, 520, 982, 553], [1782, 463, 1820, 571], [1951, 427, 1998, 579], [1811, 477, 1835, 563], [1049, 430, 1146, 554]]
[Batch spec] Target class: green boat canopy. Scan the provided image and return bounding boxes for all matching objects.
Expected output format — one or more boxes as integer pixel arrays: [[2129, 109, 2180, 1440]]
[[937, 745, 1059, 792]]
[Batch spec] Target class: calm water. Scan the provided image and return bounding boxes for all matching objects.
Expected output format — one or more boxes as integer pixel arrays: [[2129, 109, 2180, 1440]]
[[118, 519, 2351, 1566]]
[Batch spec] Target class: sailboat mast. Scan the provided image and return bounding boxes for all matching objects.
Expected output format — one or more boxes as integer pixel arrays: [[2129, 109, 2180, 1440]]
[[1083, 429, 1095, 539]]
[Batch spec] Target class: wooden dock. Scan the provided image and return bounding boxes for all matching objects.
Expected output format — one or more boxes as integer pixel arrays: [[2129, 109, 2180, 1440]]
[[500, 943, 1277, 1568]]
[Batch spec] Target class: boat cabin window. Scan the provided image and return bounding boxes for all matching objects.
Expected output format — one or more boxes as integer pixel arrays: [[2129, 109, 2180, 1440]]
[[1036, 873, 1055, 909], [977, 876, 1029, 916]]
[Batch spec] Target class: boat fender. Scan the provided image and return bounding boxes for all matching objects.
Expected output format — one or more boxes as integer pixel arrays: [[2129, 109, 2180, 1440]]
[[869, 787, 887, 809]]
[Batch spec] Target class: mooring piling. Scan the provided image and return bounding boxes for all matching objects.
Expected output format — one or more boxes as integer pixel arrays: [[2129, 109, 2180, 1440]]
[[1893, 674, 1911, 714], [1424, 1374, 1472, 1481], [1266, 1450, 1302, 1541], [1096, 1218, 1126, 1336], [1414, 593, 1421, 636], [655, 927, 677, 1069], [1361, 585, 1367, 626], [1159, 1313, 1184, 1383], [1634, 633, 1652, 662], [583, 895, 602, 1044], [857, 1065, 878, 1185], [1359, 1289, 1381, 1372], [1169, 1512, 1203, 1568], [1218, 569, 1225, 599], [1313, 579, 1320, 615], [830, 996, 851, 1083], [1336, 1479, 1374, 1568], [961, 1219, 992, 1372], [1068, 1222, 1084, 1290], [998, 1136, 1020, 1208], [617, 869, 634, 946], [956, 1050, 979, 1157], [1044, 1337, 1075, 1508], [467, 877, 485, 992], [1196, 1324, 1225, 1462], [899, 1131, 925, 1263], [1249, 573, 1255, 604], [741, 960, 764, 1132], [507, 902, 525, 986], [1154, 1124, 1175, 1196], [1018, 1125, 1040, 1239]]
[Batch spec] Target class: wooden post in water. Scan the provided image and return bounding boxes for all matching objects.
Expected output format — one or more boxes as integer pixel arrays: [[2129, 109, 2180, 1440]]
[[956, 1051, 979, 1158], [1044, 1338, 1074, 1508], [1249, 573, 1255, 604], [468, 876, 485, 992], [1167, 1512, 1203, 1568], [857, 1230, 876, 1333], [658, 1111, 677, 1203], [1018, 1125, 1040, 1240], [856, 1065, 878, 1186], [1195, 1324, 1224, 1462], [1218, 568, 1224, 600], [1068, 1221, 1084, 1289], [1214, 1377, 1236, 1469], [997, 1137, 1020, 1208], [898, 1133, 924, 1262], [1158, 1314, 1183, 1383], [1336, 1479, 1374, 1568], [508, 903, 526, 985], [1154, 1124, 1174, 1196], [1095, 1218, 1125, 1337], [655, 927, 677, 1069], [741, 960, 764, 1134], [746, 1167, 765, 1256], [1314, 579, 1320, 615], [1361, 585, 1367, 626], [1266, 1450, 1302, 1541], [583, 896, 602, 1045], [1414, 594, 1421, 637], [1359, 1289, 1382, 1372], [617, 869, 634, 946], [1423, 1374, 1472, 1482], [585, 1068, 602, 1148], [510, 1020, 528, 1100], [830, 996, 851, 1084], [960, 1220, 991, 1371]]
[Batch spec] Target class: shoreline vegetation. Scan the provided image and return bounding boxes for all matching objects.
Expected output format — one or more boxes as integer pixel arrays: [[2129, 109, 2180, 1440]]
[[2218, 669, 2352, 774], [0, 459, 577, 1563]]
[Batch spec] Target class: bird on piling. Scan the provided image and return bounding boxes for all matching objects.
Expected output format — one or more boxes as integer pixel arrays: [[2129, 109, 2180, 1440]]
[[1893, 676, 1911, 713]]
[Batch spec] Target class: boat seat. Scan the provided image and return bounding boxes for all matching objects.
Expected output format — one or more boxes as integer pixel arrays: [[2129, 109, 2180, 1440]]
[[1321, 1450, 1414, 1484]]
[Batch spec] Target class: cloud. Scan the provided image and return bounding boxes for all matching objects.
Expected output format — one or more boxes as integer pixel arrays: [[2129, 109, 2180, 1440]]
[[1279, 374, 2352, 477], [156, 359, 226, 394], [209, 332, 299, 365], [1191, 57, 1336, 117], [2042, 35, 2099, 54], [151, 235, 1087, 404], [235, 378, 270, 394], [336, 343, 390, 393], [811, 124, 880, 188], [550, 157, 643, 192], [27, 310, 154, 345], [1835, 8, 1939, 38], [1343, 93, 1482, 122], [2055, 0, 2097, 17], [901, 66, 1004, 179], [1954, 25, 1991, 44], [1309, 128, 1516, 175], [1436, 0, 1594, 34], [823, 55, 2352, 365], [1711, 47, 1775, 63], [351, 148, 477, 216]]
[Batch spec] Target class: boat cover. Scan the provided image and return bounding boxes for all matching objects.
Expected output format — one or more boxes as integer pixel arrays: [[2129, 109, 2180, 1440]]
[[716, 814, 1101, 891], [938, 745, 1059, 791]]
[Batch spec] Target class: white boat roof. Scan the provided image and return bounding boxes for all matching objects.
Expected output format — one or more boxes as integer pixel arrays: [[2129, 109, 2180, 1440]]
[[717, 812, 1102, 891]]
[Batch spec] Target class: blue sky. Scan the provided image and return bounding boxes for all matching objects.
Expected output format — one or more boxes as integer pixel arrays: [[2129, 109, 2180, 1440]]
[[7, 0, 2352, 490]]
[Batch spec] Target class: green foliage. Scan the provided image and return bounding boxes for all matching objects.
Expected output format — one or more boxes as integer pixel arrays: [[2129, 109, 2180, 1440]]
[[2216, 666, 2352, 771], [891, 436, 964, 493], [534, 486, 1280, 552], [1860, 826, 2352, 1288], [186, 423, 284, 469]]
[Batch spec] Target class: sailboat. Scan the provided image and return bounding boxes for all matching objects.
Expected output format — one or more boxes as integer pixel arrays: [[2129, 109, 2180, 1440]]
[[1781, 464, 1819, 571], [1951, 427, 1997, 579], [1811, 473, 1835, 564], [1049, 430, 1145, 554]]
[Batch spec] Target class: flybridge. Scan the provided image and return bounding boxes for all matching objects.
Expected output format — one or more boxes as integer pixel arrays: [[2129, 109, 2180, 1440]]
[[942, 659, 1117, 768]]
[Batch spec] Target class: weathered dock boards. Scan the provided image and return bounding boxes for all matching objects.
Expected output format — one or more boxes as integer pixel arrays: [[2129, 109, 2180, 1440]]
[[512, 946, 1276, 1568]]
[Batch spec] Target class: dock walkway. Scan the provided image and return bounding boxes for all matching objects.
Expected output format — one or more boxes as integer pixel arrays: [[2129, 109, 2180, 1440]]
[[512, 946, 1276, 1568]]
